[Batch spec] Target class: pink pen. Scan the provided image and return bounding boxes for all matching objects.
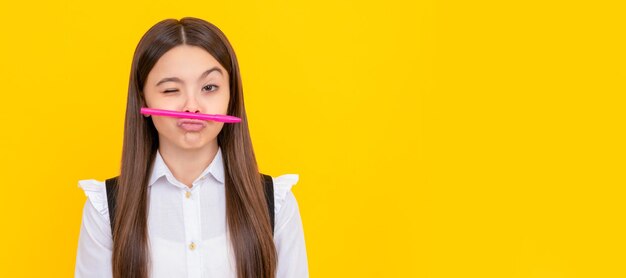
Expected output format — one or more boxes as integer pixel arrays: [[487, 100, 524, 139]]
[[140, 107, 241, 123]]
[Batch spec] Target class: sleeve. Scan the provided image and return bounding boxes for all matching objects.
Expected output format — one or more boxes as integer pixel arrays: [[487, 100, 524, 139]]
[[272, 174, 309, 278], [75, 179, 114, 278]]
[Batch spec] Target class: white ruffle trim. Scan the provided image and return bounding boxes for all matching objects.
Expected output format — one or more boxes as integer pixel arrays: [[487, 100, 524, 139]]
[[271, 174, 299, 216], [78, 179, 109, 219]]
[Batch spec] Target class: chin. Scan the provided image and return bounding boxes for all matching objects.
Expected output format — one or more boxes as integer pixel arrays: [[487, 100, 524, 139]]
[[177, 141, 210, 150], [159, 130, 215, 150]]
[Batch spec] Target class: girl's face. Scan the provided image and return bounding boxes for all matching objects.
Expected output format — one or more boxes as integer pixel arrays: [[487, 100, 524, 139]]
[[143, 45, 230, 150]]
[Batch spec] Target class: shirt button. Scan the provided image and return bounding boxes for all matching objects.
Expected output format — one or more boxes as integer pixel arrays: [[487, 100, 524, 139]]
[[189, 242, 196, 250], [185, 191, 191, 199]]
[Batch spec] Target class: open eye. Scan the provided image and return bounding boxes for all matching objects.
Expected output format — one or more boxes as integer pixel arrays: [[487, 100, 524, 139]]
[[203, 84, 219, 92]]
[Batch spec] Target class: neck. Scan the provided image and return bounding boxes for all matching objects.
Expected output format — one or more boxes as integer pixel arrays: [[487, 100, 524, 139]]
[[158, 140, 219, 188]]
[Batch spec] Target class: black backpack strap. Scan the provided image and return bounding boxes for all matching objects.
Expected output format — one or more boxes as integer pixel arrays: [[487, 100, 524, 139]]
[[261, 173, 275, 235], [105, 176, 119, 235], [104, 174, 276, 237]]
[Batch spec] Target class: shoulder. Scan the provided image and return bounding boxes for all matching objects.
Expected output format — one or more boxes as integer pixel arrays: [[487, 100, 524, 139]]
[[76, 179, 113, 272], [77, 179, 110, 223], [270, 174, 300, 217]]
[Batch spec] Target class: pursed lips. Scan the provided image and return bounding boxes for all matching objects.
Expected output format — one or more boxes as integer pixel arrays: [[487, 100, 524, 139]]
[[177, 118, 207, 131]]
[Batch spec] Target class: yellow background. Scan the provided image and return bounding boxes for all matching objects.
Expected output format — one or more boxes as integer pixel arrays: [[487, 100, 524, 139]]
[[1, 0, 624, 277]]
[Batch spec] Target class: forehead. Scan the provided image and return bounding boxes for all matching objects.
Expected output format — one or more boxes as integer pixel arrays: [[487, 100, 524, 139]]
[[148, 45, 227, 80]]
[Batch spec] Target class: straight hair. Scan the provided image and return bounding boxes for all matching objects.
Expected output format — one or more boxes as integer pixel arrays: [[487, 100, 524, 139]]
[[111, 17, 277, 278]]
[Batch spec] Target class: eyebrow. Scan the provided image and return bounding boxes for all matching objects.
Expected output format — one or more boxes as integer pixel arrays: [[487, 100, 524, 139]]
[[155, 67, 223, 86]]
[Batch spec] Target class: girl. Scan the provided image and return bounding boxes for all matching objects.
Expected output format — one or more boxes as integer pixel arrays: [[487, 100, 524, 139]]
[[75, 17, 308, 278]]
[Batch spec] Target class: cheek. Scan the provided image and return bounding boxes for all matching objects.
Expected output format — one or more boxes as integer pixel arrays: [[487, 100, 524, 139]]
[[217, 91, 231, 114], [151, 117, 176, 134], [147, 96, 178, 110], [200, 92, 230, 114], [143, 90, 157, 107]]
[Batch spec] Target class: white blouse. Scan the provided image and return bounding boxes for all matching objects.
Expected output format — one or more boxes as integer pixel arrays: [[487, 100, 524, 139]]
[[75, 147, 309, 277]]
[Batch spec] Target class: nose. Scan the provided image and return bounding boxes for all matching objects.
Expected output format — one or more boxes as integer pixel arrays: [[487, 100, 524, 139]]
[[183, 94, 201, 113]]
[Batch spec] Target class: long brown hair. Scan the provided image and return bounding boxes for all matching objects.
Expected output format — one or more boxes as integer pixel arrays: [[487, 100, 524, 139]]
[[112, 17, 277, 278]]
